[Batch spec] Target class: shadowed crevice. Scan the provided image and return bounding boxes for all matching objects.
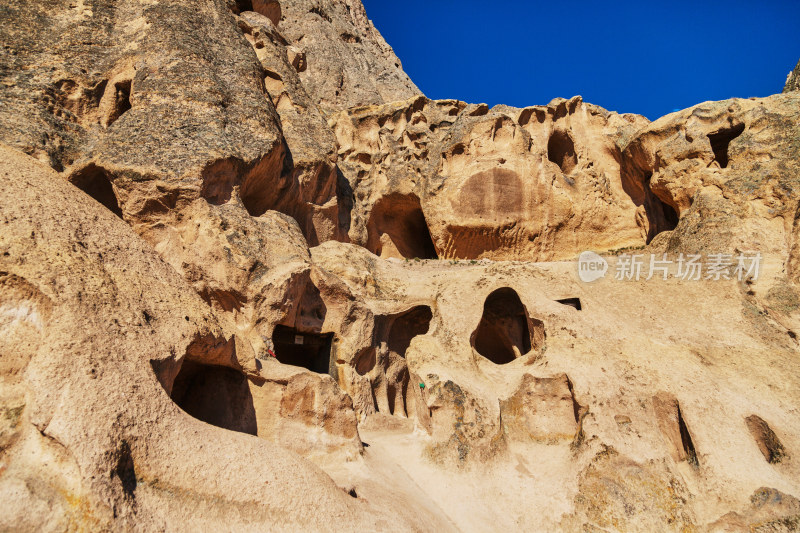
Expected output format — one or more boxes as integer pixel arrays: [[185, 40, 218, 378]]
[[708, 123, 744, 168]]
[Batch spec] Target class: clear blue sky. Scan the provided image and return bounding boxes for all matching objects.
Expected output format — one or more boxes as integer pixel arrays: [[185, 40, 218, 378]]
[[362, 0, 800, 120]]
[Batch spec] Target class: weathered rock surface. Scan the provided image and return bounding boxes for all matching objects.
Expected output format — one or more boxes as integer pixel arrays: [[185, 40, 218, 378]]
[[785, 58, 800, 92], [0, 144, 426, 531], [2, 0, 800, 531], [622, 92, 800, 335], [278, 0, 421, 112], [331, 95, 650, 261], [0, 0, 347, 356]]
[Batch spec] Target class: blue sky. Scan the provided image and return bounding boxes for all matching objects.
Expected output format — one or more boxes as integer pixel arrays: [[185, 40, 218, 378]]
[[362, 0, 800, 120]]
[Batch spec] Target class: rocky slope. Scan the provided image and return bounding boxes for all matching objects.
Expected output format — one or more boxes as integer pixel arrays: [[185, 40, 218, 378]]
[[1, 1, 799, 531]]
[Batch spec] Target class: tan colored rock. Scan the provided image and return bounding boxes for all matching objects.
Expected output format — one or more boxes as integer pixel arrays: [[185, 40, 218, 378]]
[[784, 58, 800, 92], [621, 92, 800, 334], [278, 0, 421, 112], [745, 415, 787, 464], [331, 95, 650, 261], [500, 373, 582, 443], [0, 144, 423, 531], [237, 10, 345, 245], [3, 0, 800, 529], [310, 238, 800, 529], [561, 447, 696, 532], [652, 392, 699, 465], [248, 364, 362, 457], [706, 488, 800, 532]]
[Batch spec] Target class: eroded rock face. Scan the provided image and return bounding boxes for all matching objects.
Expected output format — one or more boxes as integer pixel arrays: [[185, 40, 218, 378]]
[[500, 374, 583, 443], [3, 0, 800, 531], [707, 488, 800, 532], [0, 145, 403, 531], [785, 58, 800, 92], [278, 0, 421, 112], [332, 95, 650, 261], [560, 447, 696, 532], [621, 92, 800, 335], [0, 0, 351, 366], [621, 94, 800, 258]]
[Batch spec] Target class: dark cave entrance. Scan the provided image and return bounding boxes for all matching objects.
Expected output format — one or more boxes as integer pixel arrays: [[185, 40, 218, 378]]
[[106, 79, 131, 127], [707, 123, 744, 169], [69, 164, 123, 218], [272, 324, 334, 375], [471, 287, 537, 365], [556, 297, 582, 310], [170, 360, 257, 435], [367, 193, 438, 259], [547, 129, 578, 174], [386, 305, 433, 356], [642, 172, 679, 244]]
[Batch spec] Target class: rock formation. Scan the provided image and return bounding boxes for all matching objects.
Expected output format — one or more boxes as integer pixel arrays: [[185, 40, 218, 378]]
[[1, 0, 800, 531], [785, 58, 800, 92]]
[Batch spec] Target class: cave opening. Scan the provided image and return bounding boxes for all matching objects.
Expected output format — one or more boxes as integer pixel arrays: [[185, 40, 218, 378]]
[[69, 164, 124, 218], [556, 298, 582, 310], [386, 305, 433, 356], [170, 360, 257, 435], [367, 194, 438, 259], [471, 288, 537, 365], [272, 324, 334, 375], [547, 129, 578, 174], [707, 123, 744, 169], [642, 172, 679, 244]]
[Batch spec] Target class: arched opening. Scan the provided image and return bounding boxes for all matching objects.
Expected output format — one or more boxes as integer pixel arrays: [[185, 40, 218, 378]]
[[707, 122, 744, 168], [471, 288, 540, 365], [272, 325, 334, 375], [366, 194, 438, 259], [547, 129, 578, 174], [386, 305, 433, 356], [361, 305, 433, 418], [170, 360, 257, 434], [68, 164, 123, 218]]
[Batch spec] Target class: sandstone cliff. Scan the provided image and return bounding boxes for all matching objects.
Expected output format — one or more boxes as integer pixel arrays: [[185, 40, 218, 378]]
[[2, 1, 800, 531], [785, 58, 800, 92]]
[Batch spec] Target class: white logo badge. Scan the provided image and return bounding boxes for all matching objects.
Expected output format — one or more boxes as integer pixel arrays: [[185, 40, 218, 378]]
[[578, 251, 608, 282]]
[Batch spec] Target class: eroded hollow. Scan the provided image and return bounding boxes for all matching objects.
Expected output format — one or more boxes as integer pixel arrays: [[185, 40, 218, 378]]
[[708, 123, 744, 169], [105, 79, 131, 127], [677, 404, 699, 467], [170, 360, 257, 435], [556, 297, 582, 310], [547, 129, 578, 174], [653, 393, 699, 467], [472, 288, 542, 364], [385, 305, 433, 356], [620, 153, 681, 244], [359, 305, 433, 418], [272, 325, 334, 375], [68, 164, 123, 218], [366, 193, 437, 259], [642, 172, 679, 244], [113, 441, 136, 498], [746, 415, 786, 464]]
